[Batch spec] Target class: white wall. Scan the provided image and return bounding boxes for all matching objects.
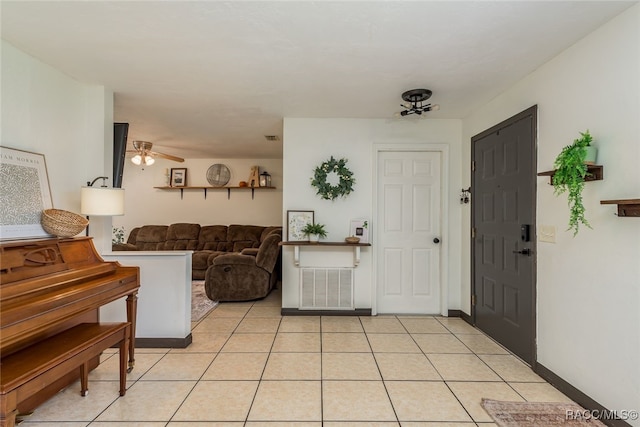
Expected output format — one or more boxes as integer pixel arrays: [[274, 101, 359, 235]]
[[112, 157, 283, 236], [101, 251, 192, 340], [1, 40, 114, 251], [282, 118, 462, 311], [461, 5, 639, 417]]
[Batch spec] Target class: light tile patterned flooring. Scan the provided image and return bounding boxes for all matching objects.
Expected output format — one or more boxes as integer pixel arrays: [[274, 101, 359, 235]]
[[21, 289, 572, 426]]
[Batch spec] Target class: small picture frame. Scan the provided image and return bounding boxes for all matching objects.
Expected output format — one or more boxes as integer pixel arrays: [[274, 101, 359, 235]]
[[287, 210, 314, 242], [349, 219, 369, 244], [170, 168, 187, 187]]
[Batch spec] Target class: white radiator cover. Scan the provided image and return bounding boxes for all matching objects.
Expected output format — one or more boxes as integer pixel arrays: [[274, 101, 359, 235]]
[[300, 268, 354, 310]]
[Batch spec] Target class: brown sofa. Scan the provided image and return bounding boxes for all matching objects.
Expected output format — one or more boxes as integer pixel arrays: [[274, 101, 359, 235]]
[[205, 231, 282, 302], [113, 223, 282, 280]]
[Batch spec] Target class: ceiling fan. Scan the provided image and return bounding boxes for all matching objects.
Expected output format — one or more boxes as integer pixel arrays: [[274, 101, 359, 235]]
[[128, 141, 184, 166]]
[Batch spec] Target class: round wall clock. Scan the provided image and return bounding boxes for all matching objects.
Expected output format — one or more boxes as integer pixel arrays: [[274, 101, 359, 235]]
[[206, 164, 230, 187]]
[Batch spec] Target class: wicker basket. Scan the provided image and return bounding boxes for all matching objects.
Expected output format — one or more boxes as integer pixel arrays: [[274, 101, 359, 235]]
[[41, 209, 89, 237]]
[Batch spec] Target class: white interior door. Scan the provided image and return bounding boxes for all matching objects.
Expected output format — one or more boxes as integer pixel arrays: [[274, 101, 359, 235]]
[[377, 151, 441, 314]]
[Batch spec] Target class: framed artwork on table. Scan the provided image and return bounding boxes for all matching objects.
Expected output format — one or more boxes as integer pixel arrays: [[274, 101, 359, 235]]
[[349, 218, 369, 243], [287, 210, 314, 242], [0, 146, 53, 240], [170, 168, 187, 187]]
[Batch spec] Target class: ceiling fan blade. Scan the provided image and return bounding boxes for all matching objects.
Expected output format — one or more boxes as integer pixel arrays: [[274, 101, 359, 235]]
[[150, 150, 185, 162]]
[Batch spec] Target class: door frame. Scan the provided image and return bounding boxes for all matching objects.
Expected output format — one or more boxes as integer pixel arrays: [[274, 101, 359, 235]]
[[470, 105, 537, 366], [372, 143, 450, 316]]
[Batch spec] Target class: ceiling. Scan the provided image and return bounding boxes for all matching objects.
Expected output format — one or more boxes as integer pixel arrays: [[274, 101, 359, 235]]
[[1, 1, 636, 160]]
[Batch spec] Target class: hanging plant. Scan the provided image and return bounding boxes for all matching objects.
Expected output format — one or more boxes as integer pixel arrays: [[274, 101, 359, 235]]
[[552, 130, 594, 236], [311, 156, 355, 200]]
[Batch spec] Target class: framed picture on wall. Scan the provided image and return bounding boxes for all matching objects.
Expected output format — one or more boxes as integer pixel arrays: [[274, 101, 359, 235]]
[[287, 210, 314, 242], [170, 168, 187, 187], [349, 218, 369, 243], [0, 146, 53, 240]]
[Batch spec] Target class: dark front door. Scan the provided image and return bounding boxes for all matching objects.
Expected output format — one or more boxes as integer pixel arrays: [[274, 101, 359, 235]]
[[471, 106, 537, 365]]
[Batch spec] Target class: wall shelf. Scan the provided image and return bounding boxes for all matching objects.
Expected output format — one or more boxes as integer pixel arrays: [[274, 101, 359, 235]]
[[153, 186, 276, 200], [600, 199, 640, 217], [537, 165, 603, 185], [280, 241, 372, 267]]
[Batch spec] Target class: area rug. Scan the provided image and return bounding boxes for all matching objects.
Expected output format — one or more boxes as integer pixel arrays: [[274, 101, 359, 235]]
[[481, 399, 607, 427], [191, 280, 218, 321]]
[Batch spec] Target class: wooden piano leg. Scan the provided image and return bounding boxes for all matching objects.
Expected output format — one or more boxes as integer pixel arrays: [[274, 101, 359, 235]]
[[126, 292, 138, 373], [119, 324, 129, 396], [0, 392, 18, 427], [80, 363, 89, 396]]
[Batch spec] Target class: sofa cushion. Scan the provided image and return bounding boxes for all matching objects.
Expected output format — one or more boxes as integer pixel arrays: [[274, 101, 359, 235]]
[[227, 225, 264, 248], [126, 227, 140, 245], [135, 225, 168, 250], [192, 250, 217, 270], [205, 251, 228, 266], [198, 225, 229, 250], [232, 241, 258, 252], [163, 223, 200, 250], [112, 243, 139, 251]]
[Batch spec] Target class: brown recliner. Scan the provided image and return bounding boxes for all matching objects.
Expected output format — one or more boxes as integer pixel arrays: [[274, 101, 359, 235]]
[[204, 232, 281, 302]]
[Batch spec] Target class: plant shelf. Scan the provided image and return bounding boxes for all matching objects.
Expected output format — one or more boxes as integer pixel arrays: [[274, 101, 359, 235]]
[[600, 199, 640, 217], [153, 186, 276, 200], [537, 164, 603, 185]]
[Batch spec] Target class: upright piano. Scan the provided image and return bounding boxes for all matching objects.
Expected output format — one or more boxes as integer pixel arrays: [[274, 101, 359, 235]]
[[0, 236, 139, 416]]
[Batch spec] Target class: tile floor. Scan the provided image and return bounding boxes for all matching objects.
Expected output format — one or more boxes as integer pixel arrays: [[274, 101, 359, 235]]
[[20, 289, 572, 426]]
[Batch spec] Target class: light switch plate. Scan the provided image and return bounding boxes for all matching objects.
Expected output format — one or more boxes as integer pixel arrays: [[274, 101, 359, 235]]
[[539, 225, 556, 243]]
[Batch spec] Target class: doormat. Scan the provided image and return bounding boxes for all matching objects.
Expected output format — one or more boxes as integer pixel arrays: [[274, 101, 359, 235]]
[[192, 280, 218, 321], [481, 399, 607, 427]]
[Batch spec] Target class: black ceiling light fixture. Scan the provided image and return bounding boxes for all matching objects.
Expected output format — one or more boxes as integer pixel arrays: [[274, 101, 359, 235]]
[[397, 88, 440, 117]]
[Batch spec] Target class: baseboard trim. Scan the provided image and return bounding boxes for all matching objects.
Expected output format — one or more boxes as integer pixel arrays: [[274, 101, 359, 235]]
[[447, 309, 473, 324], [535, 363, 632, 427], [281, 308, 372, 316], [134, 334, 193, 348], [460, 311, 473, 324]]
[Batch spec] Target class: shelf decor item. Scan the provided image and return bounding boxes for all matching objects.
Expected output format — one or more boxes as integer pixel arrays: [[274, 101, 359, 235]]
[[170, 168, 187, 187], [349, 219, 369, 243], [301, 222, 327, 243], [259, 170, 272, 187], [206, 164, 230, 187], [287, 210, 314, 242], [41, 209, 89, 237], [311, 156, 355, 200], [552, 130, 595, 235]]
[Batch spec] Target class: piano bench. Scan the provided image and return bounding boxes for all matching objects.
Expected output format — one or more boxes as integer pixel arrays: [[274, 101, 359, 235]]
[[0, 322, 131, 427]]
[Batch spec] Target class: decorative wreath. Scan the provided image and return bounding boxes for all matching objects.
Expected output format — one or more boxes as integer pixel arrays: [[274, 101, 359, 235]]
[[311, 156, 355, 200]]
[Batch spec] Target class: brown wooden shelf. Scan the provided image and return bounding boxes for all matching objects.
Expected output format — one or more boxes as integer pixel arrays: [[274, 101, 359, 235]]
[[280, 241, 371, 267], [280, 241, 371, 247], [537, 164, 603, 185], [153, 186, 276, 200], [600, 199, 640, 217]]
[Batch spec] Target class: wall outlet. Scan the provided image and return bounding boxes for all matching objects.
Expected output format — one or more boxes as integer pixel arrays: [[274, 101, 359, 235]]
[[538, 225, 556, 243]]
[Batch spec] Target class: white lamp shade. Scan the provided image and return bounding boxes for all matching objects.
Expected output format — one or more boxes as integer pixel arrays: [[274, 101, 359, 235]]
[[81, 187, 125, 216]]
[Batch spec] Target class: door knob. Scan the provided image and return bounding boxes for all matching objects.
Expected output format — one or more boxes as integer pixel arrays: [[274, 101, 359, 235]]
[[512, 248, 532, 256], [433, 238, 440, 244]]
